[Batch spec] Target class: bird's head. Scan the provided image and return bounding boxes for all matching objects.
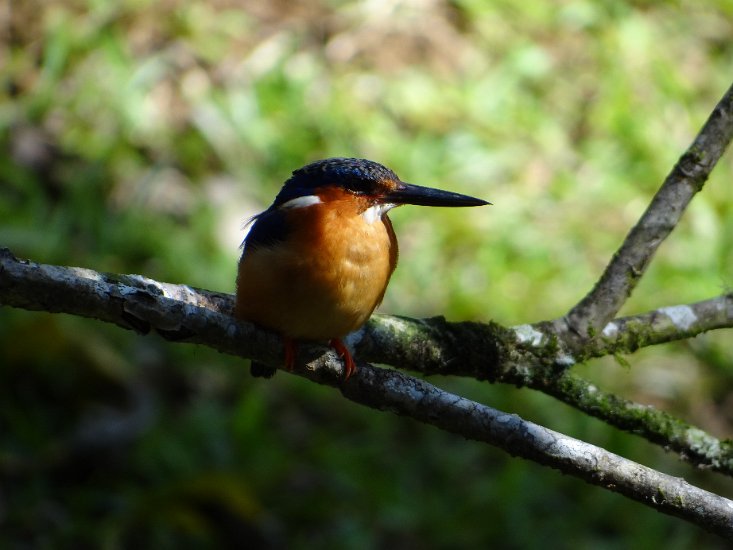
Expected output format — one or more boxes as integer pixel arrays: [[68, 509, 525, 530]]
[[271, 158, 489, 218]]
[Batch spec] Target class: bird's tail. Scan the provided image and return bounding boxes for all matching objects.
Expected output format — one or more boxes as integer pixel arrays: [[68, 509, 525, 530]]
[[250, 361, 277, 378]]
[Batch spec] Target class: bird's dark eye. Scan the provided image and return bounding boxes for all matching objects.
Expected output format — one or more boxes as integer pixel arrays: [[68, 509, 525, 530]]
[[343, 178, 379, 196]]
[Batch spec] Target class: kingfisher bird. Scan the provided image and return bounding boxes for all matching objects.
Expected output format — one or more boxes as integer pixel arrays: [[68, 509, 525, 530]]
[[235, 157, 489, 380]]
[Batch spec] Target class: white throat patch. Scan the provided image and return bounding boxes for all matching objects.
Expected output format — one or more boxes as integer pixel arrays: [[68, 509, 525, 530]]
[[280, 195, 322, 209], [362, 203, 396, 224]]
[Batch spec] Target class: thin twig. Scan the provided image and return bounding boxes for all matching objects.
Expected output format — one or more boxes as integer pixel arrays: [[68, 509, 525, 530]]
[[565, 82, 733, 338], [533, 371, 733, 475], [580, 293, 733, 358]]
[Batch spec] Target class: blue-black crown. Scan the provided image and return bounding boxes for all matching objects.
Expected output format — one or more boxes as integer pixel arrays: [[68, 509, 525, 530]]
[[273, 158, 399, 206]]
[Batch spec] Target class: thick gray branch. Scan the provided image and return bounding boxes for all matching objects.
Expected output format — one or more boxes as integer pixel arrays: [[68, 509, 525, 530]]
[[565, 81, 733, 338], [3, 248, 731, 474], [1, 249, 733, 537]]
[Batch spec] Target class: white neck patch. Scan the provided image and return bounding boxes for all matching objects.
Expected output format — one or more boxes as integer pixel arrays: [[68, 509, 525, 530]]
[[280, 195, 322, 209], [362, 203, 396, 224]]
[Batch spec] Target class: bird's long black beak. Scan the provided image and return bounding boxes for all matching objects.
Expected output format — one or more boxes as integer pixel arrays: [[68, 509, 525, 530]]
[[383, 182, 490, 207]]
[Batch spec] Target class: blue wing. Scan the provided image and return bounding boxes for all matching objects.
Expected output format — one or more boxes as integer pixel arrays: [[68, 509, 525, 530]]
[[242, 207, 292, 251]]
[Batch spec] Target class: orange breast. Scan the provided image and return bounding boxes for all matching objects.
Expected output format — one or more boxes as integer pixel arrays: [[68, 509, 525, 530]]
[[235, 191, 398, 342]]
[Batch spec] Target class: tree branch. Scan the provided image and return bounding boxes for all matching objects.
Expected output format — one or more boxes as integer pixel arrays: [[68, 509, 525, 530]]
[[534, 371, 733, 475], [2, 248, 731, 474], [564, 81, 733, 338], [354, 308, 733, 475], [334, 363, 733, 539], [581, 294, 733, 358], [2, 248, 733, 537]]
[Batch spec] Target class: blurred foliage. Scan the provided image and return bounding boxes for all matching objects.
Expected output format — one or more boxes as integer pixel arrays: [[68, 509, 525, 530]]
[[1, 0, 733, 547]]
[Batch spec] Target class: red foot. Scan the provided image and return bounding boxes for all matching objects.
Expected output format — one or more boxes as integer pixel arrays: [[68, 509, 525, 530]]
[[329, 338, 357, 381], [284, 337, 297, 371]]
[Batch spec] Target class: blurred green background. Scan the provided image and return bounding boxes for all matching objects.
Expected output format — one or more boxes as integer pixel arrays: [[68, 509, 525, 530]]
[[2, 0, 733, 547]]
